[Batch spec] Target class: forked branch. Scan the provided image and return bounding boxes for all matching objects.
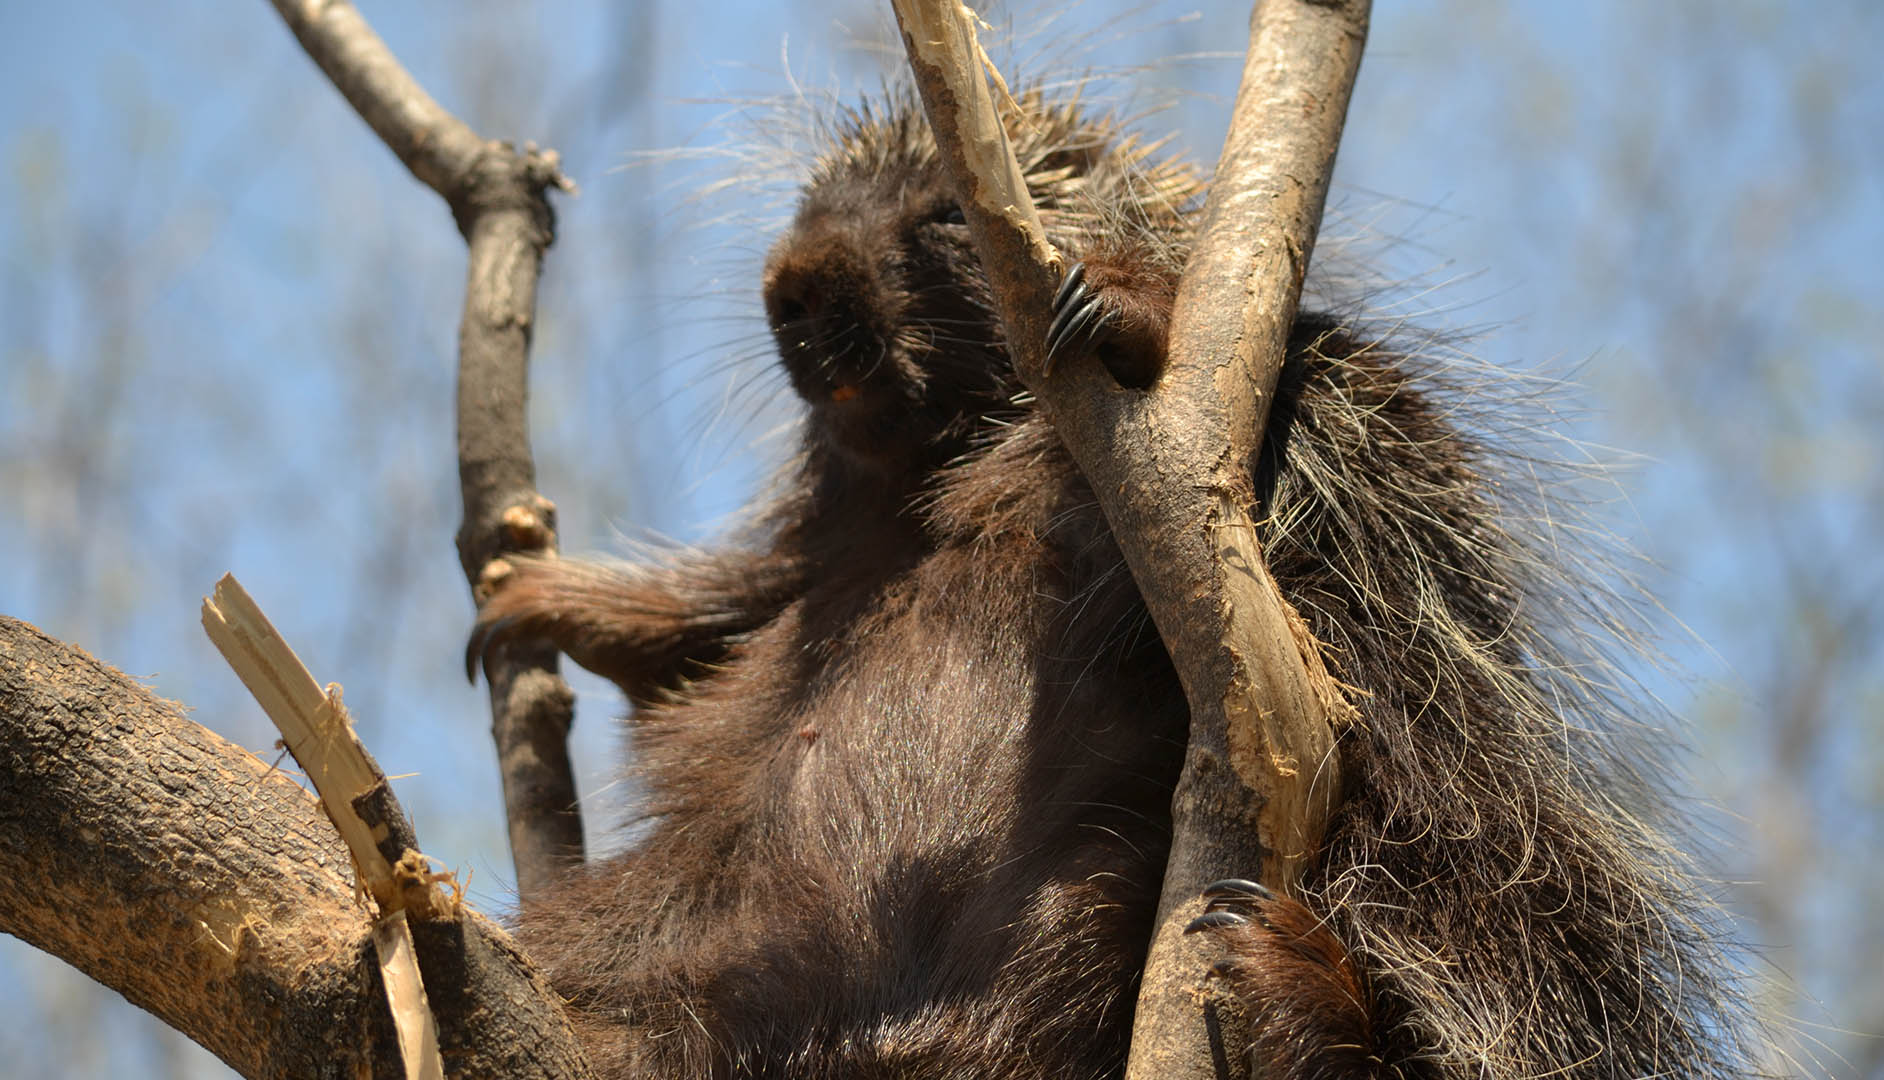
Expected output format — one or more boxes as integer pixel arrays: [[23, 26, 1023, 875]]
[[889, 1, 1370, 1076]]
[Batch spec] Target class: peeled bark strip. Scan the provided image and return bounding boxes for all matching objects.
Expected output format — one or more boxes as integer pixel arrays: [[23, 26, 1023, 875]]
[[892, 2, 1370, 1077], [0, 616, 593, 1079], [268, 0, 584, 898]]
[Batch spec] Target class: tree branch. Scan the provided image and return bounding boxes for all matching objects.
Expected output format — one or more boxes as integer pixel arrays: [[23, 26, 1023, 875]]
[[0, 616, 592, 1078], [890, 2, 1370, 1077], [267, 0, 585, 899]]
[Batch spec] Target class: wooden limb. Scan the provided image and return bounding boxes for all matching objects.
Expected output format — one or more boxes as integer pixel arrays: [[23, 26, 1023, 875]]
[[267, 0, 585, 898], [890, 2, 1370, 1077], [0, 616, 593, 1079]]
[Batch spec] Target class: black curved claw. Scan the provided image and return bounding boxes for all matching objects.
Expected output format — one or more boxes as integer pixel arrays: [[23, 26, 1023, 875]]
[[1185, 910, 1251, 935], [1043, 261, 1112, 376], [464, 615, 521, 684], [1198, 878, 1278, 930], [1202, 878, 1276, 903], [1051, 259, 1086, 311], [1045, 296, 1108, 374]]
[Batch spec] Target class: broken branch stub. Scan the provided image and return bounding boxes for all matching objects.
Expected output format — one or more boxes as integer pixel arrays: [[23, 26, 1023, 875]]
[[202, 573, 446, 1078]]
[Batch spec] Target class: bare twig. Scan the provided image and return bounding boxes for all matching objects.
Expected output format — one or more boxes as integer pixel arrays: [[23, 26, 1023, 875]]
[[890, 1, 1370, 1077], [267, 0, 585, 898]]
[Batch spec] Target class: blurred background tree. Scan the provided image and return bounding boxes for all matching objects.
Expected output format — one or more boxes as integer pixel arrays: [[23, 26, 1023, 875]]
[[1, 0, 1877, 1076]]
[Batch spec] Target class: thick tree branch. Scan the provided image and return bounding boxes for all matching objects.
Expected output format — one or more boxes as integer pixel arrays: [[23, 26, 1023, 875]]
[[267, 0, 584, 898], [891, 2, 1369, 1077], [0, 616, 592, 1078]]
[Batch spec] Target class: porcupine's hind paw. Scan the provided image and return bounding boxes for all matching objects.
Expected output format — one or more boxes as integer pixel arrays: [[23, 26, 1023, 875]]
[[1183, 879, 1390, 1080], [1043, 258, 1173, 388]]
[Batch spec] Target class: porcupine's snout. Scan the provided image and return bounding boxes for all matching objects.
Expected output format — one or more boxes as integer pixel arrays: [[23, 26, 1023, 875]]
[[763, 208, 904, 409]]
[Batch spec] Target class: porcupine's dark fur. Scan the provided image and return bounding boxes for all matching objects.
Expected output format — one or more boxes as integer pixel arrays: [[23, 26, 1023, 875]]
[[470, 86, 1756, 1080]]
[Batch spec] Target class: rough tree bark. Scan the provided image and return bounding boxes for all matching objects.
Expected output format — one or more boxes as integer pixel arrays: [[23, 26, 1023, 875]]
[[0, 616, 592, 1079], [268, 0, 585, 901], [890, 2, 1370, 1076]]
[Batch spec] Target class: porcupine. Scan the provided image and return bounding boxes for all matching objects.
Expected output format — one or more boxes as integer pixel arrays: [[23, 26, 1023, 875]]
[[468, 86, 1754, 1080]]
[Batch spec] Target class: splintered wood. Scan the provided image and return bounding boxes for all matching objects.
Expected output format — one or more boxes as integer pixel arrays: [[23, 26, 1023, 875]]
[[202, 572, 444, 1080]]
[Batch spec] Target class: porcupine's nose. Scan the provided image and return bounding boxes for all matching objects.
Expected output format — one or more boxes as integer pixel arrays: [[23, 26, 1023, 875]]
[[763, 214, 894, 404]]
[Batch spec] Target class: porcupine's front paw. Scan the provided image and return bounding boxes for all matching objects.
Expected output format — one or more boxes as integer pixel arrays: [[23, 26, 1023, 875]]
[[465, 555, 571, 683], [1183, 879, 1387, 1080], [1044, 259, 1173, 388]]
